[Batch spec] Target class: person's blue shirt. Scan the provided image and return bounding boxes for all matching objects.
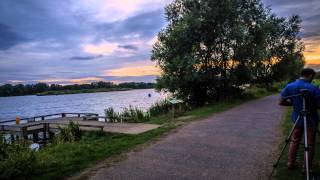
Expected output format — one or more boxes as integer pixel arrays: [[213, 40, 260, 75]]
[[281, 79, 320, 127]]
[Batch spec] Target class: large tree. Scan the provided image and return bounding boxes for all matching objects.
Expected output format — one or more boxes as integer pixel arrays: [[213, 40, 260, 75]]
[[152, 0, 304, 105]]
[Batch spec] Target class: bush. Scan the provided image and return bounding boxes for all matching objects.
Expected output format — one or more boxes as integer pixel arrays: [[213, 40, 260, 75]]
[[54, 121, 82, 144], [0, 135, 38, 180]]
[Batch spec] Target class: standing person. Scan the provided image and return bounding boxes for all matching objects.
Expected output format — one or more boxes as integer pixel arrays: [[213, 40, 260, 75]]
[[279, 68, 320, 172]]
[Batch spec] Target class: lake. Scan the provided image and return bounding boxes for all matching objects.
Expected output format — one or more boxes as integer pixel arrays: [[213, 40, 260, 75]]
[[0, 89, 166, 122]]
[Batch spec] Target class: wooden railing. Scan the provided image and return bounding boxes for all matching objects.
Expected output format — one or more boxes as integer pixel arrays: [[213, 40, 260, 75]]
[[0, 113, 99, 124]]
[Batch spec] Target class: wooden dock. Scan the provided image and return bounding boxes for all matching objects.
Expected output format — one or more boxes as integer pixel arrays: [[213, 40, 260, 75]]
[[0, 113, 161, 143]]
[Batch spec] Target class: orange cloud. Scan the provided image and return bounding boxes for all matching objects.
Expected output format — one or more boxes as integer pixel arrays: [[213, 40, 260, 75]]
[[38, 77, 105, 84], [105, 61, 160, 77], [303, 38, 320, 64]]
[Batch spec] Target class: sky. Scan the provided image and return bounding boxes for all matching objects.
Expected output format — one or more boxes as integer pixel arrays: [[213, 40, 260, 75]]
[[0, 0, 319, 85]]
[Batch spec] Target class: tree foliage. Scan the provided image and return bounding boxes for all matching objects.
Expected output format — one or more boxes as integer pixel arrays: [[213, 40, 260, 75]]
[[152, 0, 304, 105]]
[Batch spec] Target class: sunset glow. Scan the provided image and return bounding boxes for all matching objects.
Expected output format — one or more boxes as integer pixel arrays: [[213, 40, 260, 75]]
[[0, 0, 319, 85], [105, 65, 160, 77]]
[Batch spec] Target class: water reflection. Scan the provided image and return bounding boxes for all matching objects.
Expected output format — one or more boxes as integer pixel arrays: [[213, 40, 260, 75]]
[[0, 89, 166, 121]]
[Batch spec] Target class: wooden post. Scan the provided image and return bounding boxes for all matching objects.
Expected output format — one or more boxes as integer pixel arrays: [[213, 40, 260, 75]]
[[46, 123, 54, 139], [10, 134, 15, 142], [21, 127, 28, 140], [43, 123, 47, 140], [49, 131, 55, 140], [33, 133, 39, 143]]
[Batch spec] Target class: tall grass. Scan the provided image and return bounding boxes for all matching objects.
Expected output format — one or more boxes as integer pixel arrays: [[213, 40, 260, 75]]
[[54, 121, 82, 144], [0, 134, 39, 180], [149, 99, 172, 116], [105, 106, 150, 123], [104, 107, 120, 122], [122, 105, 150, 122]]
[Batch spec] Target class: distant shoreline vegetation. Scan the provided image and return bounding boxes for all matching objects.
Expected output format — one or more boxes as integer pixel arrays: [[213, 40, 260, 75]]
[[0, 82, 155, 97], [36, 87, 133, 96]]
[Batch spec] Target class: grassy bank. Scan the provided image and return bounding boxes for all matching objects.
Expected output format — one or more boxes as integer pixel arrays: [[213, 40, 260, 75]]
[[275, 109, 320, 179], [30, 87, 275, 180], [36, 88, 132, 96]]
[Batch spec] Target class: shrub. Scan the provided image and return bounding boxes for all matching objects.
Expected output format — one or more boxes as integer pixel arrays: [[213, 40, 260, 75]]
[[54, 121, 82, 144], [0, 135, 38, 180]]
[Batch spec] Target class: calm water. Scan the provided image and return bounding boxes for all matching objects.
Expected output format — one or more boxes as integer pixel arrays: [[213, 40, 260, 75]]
[[0, 89, 166, 121]]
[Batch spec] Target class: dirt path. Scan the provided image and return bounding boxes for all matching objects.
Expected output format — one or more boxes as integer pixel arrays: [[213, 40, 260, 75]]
[[89, 95, 286, 180]]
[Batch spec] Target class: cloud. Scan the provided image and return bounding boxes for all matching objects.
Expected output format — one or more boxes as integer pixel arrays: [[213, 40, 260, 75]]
[[306, 64, 320, 71], [7, 80, 25, 84], [262, 0, 320, 65], [0, 23, 27, 50], [71, 0, 171, 23], [118, 44, 139, 50], [69, 55, 103, 61], [28, 75, 157, 85], [83, 41, 118, 55], [96, 10, 166, 41], [104, 61, 160, 77], [38, 77, 105, 84]]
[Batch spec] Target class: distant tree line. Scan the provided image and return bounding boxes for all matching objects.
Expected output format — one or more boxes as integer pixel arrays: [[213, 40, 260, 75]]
[[0, 82, 155, 97], [152, 0, 305, 105]]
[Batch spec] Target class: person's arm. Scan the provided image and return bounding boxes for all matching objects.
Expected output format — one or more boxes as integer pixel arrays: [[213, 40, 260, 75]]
[[279, 86, 292, 106], [279, 97, 292, 106]]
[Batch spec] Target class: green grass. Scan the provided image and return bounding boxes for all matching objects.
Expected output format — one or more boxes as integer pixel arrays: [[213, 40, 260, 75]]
[[34, 125, 176, 180], [275, 108, 320, 179], [31, 87, 276, 180]]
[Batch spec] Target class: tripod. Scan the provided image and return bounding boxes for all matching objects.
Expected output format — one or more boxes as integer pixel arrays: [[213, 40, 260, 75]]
[[270, 89, 313, 180]]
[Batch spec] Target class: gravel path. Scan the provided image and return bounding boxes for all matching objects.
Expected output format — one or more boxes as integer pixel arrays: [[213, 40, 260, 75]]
[[90, 95, 286, 180]]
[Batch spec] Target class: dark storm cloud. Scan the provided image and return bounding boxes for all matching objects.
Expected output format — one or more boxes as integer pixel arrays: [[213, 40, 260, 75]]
[[118, 44, 139, 50], [0, 23, 27, 50], [96, 10, 166, 40], [262, 0, 320, 39], [0, 0, 86, 50], [69, 55, 103, 61]]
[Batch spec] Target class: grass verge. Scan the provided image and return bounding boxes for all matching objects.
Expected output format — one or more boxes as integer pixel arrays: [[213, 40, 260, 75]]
[[275, 108, 320, 179], [32, 89, 274, 180]]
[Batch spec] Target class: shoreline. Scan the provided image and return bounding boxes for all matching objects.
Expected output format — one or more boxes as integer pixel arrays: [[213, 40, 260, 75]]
[[0, 88, 156, 97], [36, 87, 133, 96]]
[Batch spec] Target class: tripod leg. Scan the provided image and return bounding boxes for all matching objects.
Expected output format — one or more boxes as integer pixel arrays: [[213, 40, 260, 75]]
[[303, 114, 310, 180], [269, 115, 300, 178]]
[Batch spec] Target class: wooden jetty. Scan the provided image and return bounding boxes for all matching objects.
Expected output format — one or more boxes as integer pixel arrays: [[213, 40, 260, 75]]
[[0, 113, 161, 143]]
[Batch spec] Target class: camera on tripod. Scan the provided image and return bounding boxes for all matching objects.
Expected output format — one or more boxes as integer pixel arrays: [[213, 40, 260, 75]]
[[300, 89, 312, 98]]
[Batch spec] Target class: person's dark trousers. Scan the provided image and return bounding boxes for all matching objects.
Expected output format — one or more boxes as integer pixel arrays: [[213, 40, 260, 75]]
[[288, 126, 316, 169]]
